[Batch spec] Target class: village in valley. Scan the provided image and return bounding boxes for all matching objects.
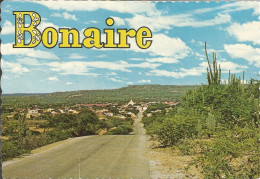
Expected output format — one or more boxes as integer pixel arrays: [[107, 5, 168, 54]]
[[4, 99, 180, 120], [2, 98, 180, 138]]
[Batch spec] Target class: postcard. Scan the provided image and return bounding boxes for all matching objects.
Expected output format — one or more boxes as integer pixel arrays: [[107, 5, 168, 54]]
[[1, 1, 259, 178]]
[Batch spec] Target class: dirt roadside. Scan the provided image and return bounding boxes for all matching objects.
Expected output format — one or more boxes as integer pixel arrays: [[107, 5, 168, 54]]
[[146, 136, 202, 178]]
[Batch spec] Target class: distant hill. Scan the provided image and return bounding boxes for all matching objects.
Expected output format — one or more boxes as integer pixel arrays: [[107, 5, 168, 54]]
[[2, 85, 195, 106], [2, 93, 49, 96]]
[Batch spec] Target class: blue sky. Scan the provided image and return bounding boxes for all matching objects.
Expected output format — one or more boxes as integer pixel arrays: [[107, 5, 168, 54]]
[[1, 1, 259, 93]]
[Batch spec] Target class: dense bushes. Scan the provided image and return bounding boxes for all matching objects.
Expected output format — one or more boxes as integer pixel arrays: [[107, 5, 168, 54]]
[[2, 108, 134, 161], [105, 117, 133, 135], [144, 114, 197, 146], [144, 80, 260, 177], [144, 103, 170, 115], [143, 46, 260, 178], [194, 125, 260, 178], [2, 140, 29, 160]]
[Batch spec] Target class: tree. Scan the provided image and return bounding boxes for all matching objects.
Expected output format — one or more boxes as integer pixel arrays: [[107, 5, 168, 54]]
[[76, 109, 99, 136]]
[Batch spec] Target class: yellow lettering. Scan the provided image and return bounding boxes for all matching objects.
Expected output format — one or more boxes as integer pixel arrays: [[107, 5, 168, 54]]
[[12, 14, 153, 50], [13, 11, 41, 48], [42, 27, 58, 48], [104, 29, 117, 48], [136, 27, 152, 49], [59, 28, 82, 48], [117, 29, 136, 48], [82, 28, 103, 48]]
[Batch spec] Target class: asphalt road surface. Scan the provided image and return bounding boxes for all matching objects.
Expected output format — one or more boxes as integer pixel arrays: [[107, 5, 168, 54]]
[[2, 110, 150, 179]]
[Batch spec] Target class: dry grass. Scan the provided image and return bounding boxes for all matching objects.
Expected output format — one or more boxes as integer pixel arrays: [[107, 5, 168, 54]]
[[147, 137, 203, 178], [1, 136, 9, 140], [97, 129, 107, 135]]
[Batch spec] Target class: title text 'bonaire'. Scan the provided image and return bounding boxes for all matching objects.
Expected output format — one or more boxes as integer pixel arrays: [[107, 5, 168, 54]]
[[13, 11, 153, 49]]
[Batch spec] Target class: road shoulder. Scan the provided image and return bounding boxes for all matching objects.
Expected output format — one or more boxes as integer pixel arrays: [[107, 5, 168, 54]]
[[146, 136, 202, 178]]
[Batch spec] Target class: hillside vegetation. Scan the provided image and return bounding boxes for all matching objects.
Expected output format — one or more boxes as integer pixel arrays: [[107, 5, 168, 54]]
[[2, 85, 194, 107]]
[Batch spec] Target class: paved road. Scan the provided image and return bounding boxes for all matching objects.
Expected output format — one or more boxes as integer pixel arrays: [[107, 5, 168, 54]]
[[2, 110, 150, 179]]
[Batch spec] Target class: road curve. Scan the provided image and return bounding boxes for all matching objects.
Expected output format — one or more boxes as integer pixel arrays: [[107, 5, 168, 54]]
[[2, 110, 150, 179]]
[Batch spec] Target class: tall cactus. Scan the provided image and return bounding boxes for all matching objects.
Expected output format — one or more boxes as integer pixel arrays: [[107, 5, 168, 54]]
[[254, 99, 259, 123], [242, 71, 245, 85], [204, 42, 221, 85], [218, 64, 221, 84], [228, 70, 231, 84]]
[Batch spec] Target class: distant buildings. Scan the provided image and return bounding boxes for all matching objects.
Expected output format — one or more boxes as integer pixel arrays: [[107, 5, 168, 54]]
[[26, 109, 41, 118], [128, 99, 135, 106], [7, 99, 179, 120], [77, 103, 111, 107], [163, 101, 180, 106], [68, 109, 79, 114]]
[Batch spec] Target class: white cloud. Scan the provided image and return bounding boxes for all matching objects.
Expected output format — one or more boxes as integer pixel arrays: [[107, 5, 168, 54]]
[[126, 82, 134, 85], [194, 52, 205, 61], [2, 59, 30, 75], [194, 2, 260, 16], [224, 44, 260, 67], [3, 9, 11, 14], [90, 20, 98, 24], [63, 12, 77, 20], [68, 53, 85, 59], [107, 72, 118, 76], [1, 20, 15, 35], [140, 34, 191, 58], [16, 57, 40, 66], [147, 58, 247, 78], [199, 61, 248, 73], [97, 32, 190, 60], [227, 21, 260, 45], [130, 62, 161, 69], [190, 39, 204, 47], [129, 58, 144, 61], [126, 13, 231, 32], [48, 60, 160, 75], [3, 75, 10, 79], [85, 20, 98, 24], [207, 48, 225, 54], [109, 78, 123, 83], [66, 82, 72, 85], [111, 16, 125, 26], [48, 61, 96, 76], [138, 79, 151, 83], [48, 76, 59, 81], [147, 68, 202, 79], [34, 1, 159, 16], [2, 43, 59, 60], [52, 12, 77, 21], [146, 57, 179, 64], [51, 13, 62, 18], [124, 34, 190, 60]]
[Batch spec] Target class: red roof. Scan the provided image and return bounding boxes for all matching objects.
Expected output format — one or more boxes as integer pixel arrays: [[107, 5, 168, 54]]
[[80, 103, 110, 107]]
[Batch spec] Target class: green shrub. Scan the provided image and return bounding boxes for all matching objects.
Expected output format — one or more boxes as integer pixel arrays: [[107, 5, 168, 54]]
[[107, 124, 133, 135], [2, 140, 30, 161], [194, 126, 260, 178], [175, 138, 196, 155]]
